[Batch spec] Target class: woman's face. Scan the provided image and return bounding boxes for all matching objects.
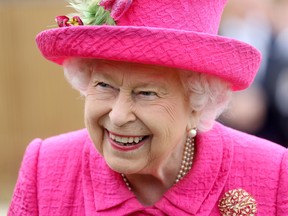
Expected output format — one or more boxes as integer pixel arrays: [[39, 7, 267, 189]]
[[85, 61, 192, 175]]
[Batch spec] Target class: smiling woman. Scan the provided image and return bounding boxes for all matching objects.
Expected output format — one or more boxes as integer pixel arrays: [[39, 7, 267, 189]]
[[85, 61, 192, 198], [68, 59, 232, 205], [8, 0, 288, 215]]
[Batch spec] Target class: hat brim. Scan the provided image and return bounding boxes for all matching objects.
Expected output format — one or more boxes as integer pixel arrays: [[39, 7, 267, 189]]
[[36, 25, 261, 91]]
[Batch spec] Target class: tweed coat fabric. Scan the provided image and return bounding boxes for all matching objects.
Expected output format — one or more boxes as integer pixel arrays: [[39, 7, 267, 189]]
[[8, 123, 288, 215]]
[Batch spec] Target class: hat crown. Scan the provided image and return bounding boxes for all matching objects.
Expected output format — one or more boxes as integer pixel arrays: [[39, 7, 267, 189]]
[[115, 0, 227, 34], [36, 0, 261, 91]]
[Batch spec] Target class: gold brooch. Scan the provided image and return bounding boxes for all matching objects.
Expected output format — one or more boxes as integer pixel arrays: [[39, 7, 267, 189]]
[[218, 189, 257, 215]]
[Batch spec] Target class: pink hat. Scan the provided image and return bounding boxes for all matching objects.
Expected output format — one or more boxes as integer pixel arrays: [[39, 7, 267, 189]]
[[36, 0, 261, 91]]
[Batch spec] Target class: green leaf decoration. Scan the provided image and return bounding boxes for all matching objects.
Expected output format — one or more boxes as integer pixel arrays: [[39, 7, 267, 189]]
[[67, 0, 116, 25]]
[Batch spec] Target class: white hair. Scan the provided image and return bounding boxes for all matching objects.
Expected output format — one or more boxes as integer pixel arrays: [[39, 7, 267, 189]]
[[63, 58, 232, 132], [178, 69, 232, 131], [63, 58, 93, 95]]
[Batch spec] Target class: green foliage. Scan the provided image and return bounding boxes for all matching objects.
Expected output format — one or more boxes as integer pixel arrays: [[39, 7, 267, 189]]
[[67, 0, 116, 25]]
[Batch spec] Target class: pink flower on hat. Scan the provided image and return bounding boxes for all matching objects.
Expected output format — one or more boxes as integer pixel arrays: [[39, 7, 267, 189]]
[[99, 0, 133, 20], [55, 16, 83, 27]]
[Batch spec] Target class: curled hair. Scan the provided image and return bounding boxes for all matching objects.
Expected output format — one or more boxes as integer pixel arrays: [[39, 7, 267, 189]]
[[63, 58, 93, 95], [63, 58, 232, 132], [179, 70, 232, 132]]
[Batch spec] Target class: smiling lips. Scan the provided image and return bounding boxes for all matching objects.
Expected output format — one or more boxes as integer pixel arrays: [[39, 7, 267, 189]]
[[109, 132, 146, 146]]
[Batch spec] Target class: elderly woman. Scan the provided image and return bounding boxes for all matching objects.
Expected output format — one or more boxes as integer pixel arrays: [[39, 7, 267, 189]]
[[8, 0, 288, 215]]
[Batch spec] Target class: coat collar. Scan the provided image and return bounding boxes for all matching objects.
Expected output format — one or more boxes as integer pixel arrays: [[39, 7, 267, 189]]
[[82, 122, 234, 215], [159, 122, 234, 215]]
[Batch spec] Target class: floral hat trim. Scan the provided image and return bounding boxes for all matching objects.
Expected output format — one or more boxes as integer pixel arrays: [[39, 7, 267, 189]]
[[56, 15, 84, 27], [55, 0, 133, 27]]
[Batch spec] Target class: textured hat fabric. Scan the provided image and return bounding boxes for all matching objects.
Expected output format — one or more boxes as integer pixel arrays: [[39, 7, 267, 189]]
[[36, 0, 262, 91]]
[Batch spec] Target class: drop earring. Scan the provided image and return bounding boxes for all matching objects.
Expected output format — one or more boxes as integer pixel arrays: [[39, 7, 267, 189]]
[[188, 128, 197, 138]]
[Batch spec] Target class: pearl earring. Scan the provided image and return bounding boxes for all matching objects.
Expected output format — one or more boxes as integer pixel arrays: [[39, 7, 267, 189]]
[[188, 128, 197, 138]]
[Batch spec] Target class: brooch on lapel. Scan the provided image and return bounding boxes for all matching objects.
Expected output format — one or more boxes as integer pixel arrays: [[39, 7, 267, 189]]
[[218, 189, 257, 215]]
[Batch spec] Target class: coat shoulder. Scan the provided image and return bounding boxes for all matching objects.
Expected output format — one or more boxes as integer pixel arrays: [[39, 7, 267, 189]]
[[215, 123, 288, 214], [217, 122, 286, 159], [38, 128, 93, 176], [9, 129, 91, 215], [40, 128, 90, 157], [36, 129, 92, 213]]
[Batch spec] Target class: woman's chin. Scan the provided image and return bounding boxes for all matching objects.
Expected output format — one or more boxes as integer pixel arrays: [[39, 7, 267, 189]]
[[107, 163, 133, 174], [104, 157, 143, 175]]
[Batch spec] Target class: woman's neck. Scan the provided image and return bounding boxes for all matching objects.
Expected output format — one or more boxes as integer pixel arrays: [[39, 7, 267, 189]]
[[123, 136, 195, 206], [126, 174, 175, 206]]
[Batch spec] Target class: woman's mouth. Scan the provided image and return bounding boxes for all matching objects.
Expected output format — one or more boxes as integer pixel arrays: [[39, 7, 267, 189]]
[[107, 130, 148, 150], [109, 133, 147, 146]]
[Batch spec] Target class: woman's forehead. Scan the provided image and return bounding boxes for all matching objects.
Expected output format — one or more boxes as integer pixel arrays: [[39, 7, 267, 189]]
[[92, 60, 180, 82]]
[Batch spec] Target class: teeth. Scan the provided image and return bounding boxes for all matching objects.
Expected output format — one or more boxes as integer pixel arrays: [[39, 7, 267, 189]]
[[109, 133, 144, 145], [116, 136, 122, 142], [110, 134, 116, 140], [121, 137, 128, 143]]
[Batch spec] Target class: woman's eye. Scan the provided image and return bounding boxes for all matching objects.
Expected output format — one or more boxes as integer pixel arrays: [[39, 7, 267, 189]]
[[95, 82, 112, 88], [139, 91, 157, 97]]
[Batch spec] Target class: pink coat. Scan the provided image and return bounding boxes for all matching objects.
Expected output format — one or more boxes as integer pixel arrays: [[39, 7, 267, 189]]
[[8, 123, 288, 215]]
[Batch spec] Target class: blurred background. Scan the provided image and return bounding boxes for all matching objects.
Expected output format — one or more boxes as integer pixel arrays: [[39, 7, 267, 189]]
[[0, 0, 287, 215], [0, 0, 84, 214], [219, 0, 288, 147]]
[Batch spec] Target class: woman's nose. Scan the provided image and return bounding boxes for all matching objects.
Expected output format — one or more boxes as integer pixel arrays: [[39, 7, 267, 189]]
[[109, 93, 136, 127]]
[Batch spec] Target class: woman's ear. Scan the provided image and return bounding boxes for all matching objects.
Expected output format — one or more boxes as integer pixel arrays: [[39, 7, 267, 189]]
[[187, 110, 201, 131]]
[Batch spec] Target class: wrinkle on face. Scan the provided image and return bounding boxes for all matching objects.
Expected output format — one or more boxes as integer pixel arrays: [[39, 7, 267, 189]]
[[85, 60, 193, 178]]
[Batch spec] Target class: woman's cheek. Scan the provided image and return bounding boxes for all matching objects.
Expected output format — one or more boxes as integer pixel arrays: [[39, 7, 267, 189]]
[[84, 101, 105, 151], [85, 115, 105, 154]]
